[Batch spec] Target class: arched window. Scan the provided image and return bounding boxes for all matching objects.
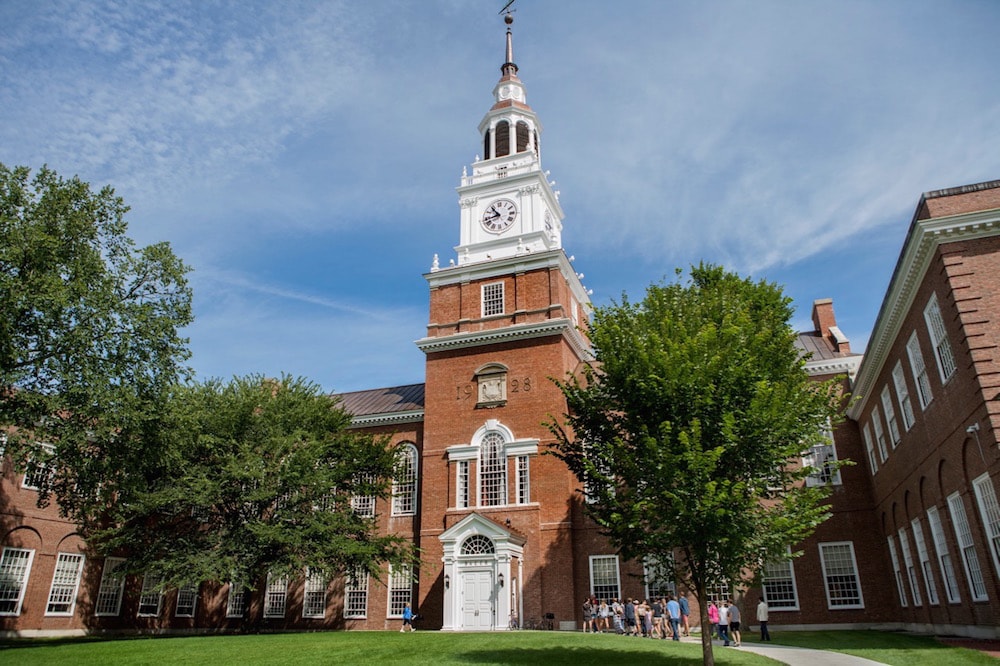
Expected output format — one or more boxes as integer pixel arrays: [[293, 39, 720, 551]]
[[461, 534, 496, 555], [483, 129, 491, 161], [392, 443, 418, 516], [495, 121, 510, 158], [479, 431, 507, 506], [515, 121, 530, 153]]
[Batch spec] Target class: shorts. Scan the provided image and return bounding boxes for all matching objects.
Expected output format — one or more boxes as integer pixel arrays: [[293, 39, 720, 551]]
[[731, 621, 741, 631]]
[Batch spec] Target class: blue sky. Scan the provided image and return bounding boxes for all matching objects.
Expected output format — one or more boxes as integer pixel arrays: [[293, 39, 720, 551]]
[[3, 1, 998, 393]]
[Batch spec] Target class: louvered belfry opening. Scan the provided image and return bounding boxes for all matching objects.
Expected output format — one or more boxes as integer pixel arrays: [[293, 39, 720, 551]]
[[515, 121, 529, 153], [494, 120, 510, 158]]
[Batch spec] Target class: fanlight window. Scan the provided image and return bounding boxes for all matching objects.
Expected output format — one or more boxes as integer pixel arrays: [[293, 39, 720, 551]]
[[461, 535, 496, 556]]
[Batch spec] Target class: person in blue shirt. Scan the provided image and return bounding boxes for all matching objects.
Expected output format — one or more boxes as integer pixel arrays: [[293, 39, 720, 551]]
[[678, 593, 690, 637], [666, 595, 681, 641], [401, 602, 416, 632]]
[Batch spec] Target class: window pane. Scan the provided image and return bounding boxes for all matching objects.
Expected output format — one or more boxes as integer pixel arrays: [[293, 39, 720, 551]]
[[95, 557, 127, 616], [819, 542, 864, 609], [46, 553, 85, 615], [0, 548, 34, 616], [589, 555, 620, 602]]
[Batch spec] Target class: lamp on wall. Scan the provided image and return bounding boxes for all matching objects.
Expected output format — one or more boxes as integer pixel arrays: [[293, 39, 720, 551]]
[[498, 573, 505, 588], [444, 574, 450, 589]]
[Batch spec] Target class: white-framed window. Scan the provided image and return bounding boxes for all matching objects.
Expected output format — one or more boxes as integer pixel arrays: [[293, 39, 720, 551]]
[[881, 386, 901, 448], [804, 422, 841, 487], [906, 332, 933, 409], [862, 422, 878, 475], [482, 281, 505, 317], [387, 564, 413, 618], [871, 406, 889, 463], [927, 506, 961, 603], [175, 583, 198, 618], [45, 552, 85, 616], [589, 555, 621, 602], [892, 361, 916, 431], [516, 455, 530, 504], [225, 580, 246, 618], [898, 528, 922, 606], [264, 574, 288, 618], [583, 441, 614, 503], [95, 557, 127, 616], [137, 574, 164, 617], [479, 431, 507, 507], [344, 566, 368, 619], [911, 517, 939, 605], [761, 553, 799, 611], [818, 542, 864, 609], [947, 492, 988, 601], [21, 442, 55, 490], [351, 473, 376, 518], [924, 292, 957, 383], [303, 568, 327, 619], [972, 473, 1000, 581], [887, 535, 908, 607], [706, 581, 732, 605], [0, 547, 35, 616], [456, 460, 470, 509], [643, 555, 676, 601], [392, 443, 418, 516]]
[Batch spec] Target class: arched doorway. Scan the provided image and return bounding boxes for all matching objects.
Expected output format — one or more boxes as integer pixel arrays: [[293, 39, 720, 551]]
[[439, 513, 525, 631]]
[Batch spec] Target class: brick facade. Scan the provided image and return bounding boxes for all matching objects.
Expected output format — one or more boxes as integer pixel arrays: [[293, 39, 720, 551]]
[[3, 16, 1000, 639]]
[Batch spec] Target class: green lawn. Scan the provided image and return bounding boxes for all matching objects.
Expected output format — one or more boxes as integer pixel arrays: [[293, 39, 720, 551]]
[[743, 629, 997, 665], [1, 631, 778, 666], [2, 630, 995, 665]]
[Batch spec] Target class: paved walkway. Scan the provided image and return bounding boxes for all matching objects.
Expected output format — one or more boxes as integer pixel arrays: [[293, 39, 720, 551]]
[[679, 636, 887, 666]]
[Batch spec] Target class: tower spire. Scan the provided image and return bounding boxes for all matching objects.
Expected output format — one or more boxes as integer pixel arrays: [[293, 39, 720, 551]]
[[502, 11, 518, 77]]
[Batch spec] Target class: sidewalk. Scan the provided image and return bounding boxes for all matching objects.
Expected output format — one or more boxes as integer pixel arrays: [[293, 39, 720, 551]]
[[679, 636, 887, 666]]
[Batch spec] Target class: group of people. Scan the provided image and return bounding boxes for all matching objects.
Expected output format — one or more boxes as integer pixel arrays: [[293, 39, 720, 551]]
[[705, 599, 770, 647], [579, 595, 772, 648], [581, 595, 690, 640]]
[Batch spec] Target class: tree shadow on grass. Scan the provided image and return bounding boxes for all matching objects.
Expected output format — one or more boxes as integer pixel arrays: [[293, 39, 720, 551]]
[[457, 646, 727, 665]]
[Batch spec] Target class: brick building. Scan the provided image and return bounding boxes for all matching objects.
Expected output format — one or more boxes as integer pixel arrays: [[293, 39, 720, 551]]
[[3, 15, 1000, 639]]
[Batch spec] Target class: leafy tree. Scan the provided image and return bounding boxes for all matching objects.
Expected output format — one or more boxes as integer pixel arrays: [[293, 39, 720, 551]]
[[92, 374, 416, 614], [549, 264, 842, 666], [0, 163, 193, 525]]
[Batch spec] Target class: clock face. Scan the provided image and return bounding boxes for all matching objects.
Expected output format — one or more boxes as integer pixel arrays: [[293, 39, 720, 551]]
[[481, 199, 518, 233]]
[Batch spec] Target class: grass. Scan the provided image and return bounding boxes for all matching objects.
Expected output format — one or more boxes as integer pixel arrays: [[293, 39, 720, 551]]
[[744, 629, 997, 665], [0, 631, 780, 666], [2, 629, 996, 665]]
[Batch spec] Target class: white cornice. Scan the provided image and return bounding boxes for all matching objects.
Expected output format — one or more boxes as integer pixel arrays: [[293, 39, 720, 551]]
[[425, 249, 590, 309], [348, 409, 424, 429], [805, 355, 863, 380], [848, 207, 1000, 419], [415, 317, 593, 361]]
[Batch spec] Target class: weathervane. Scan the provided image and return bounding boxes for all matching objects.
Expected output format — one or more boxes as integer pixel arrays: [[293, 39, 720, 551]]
[[498, 0, 517, 17]]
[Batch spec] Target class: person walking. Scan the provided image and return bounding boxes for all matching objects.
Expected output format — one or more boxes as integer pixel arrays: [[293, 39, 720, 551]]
[[582, 597, 594, 633], [729, 601, 742, 647], [666, 594, 681, 641], [678, 592, 691, 637], [757, 598, 770, 641], [401, 602, 416, 632], [717, 601, 731, 647], [707, 601, 720, 639], [624, 598, 637, 636], [598, 598, 611, 633]]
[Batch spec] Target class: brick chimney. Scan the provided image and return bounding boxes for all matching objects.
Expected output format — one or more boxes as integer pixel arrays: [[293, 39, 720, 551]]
[[811, 298, 851, 354]]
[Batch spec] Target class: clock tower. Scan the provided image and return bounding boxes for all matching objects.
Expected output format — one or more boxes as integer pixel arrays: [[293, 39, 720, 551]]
[[453, 11, 564, 265], [415, 10, 595, 631]]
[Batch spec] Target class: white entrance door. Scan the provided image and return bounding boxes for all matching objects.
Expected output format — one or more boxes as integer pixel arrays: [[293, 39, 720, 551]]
[[461, 570, 494, 630]]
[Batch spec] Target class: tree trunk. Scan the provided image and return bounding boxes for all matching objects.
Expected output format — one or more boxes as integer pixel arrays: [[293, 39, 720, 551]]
[[696, 580, 715, 666]]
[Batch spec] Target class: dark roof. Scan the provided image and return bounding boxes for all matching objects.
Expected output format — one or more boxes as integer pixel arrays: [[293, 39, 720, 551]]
[[333, 383, 425, 417], [794, 331, 860, 363]]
